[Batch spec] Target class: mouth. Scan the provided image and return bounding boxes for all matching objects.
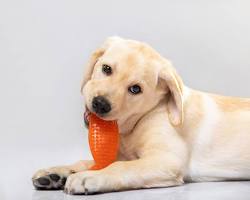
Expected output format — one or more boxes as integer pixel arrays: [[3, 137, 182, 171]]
[[84, 107, 91, 127], [84, 106, 116, 126], [84, 107, 108, 127]]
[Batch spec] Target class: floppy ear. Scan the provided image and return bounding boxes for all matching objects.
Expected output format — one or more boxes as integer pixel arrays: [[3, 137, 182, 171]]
[[158, 63, 184, 126], [80, 48, 105, 93]]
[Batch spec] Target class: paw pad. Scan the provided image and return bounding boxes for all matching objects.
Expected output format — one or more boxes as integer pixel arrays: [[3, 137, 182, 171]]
[[33, 174, 67, 190], [49, 174, 60, 182], [37, 177, 50, 186]]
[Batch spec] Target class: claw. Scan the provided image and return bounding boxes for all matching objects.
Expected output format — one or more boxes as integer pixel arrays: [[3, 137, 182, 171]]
[[64, 188, 68, 194], [84, 188, 88, 195]]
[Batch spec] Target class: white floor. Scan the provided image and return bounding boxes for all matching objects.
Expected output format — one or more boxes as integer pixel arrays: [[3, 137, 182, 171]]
[[2, 146, 250, 200], [30, 181, 250, 200]]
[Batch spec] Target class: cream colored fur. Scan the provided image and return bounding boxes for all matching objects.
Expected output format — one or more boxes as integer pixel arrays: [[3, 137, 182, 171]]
[[32, 37, 250, 195]]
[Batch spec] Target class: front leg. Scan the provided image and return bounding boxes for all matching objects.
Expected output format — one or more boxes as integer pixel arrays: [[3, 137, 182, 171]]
[[64, 153, 185, 195], [32, 160, 94, 190]]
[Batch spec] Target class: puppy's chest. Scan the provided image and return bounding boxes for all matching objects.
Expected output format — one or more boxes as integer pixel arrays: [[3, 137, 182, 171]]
[[118, 135, 139, 160]]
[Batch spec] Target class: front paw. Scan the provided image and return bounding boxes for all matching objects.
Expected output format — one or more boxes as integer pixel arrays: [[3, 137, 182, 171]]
[[64, 171, 104, 195], [32, 167, 74, 190]]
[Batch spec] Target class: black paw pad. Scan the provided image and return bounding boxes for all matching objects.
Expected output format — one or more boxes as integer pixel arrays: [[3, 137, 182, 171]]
[[37, 177, 50, 186], [33, 174, 68, 190], [61, 177, 67, 185], [49, 174, 60, 182]]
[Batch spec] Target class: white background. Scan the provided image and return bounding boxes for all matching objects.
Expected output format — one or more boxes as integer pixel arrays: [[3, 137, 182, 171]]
[[0, 0, 250, 199]]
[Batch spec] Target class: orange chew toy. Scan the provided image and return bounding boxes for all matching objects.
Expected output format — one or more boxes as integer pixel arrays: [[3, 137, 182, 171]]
[[88, 113, 119, 170]]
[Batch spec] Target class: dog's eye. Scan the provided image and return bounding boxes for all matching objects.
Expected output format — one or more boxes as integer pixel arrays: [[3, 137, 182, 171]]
[[102, 64, 112, 75], [128, 84, 142, 95]]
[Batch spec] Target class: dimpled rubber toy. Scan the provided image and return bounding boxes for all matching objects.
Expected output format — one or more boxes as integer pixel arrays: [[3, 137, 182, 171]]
[[88, 113, 119, 170]]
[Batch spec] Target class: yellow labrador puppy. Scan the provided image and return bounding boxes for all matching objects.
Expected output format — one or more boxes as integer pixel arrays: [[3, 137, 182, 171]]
[[32, 37, 250, 195]]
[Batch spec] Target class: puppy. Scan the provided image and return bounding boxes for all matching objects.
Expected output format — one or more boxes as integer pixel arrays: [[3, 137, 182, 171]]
[[32, 37, 250, 195]]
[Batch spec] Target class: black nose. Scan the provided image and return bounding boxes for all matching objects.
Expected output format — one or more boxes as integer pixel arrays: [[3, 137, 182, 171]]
[[92, 96, 111, 114]]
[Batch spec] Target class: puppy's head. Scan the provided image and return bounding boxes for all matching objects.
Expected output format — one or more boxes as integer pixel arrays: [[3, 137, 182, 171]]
[[81, 37, 184, 127]]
